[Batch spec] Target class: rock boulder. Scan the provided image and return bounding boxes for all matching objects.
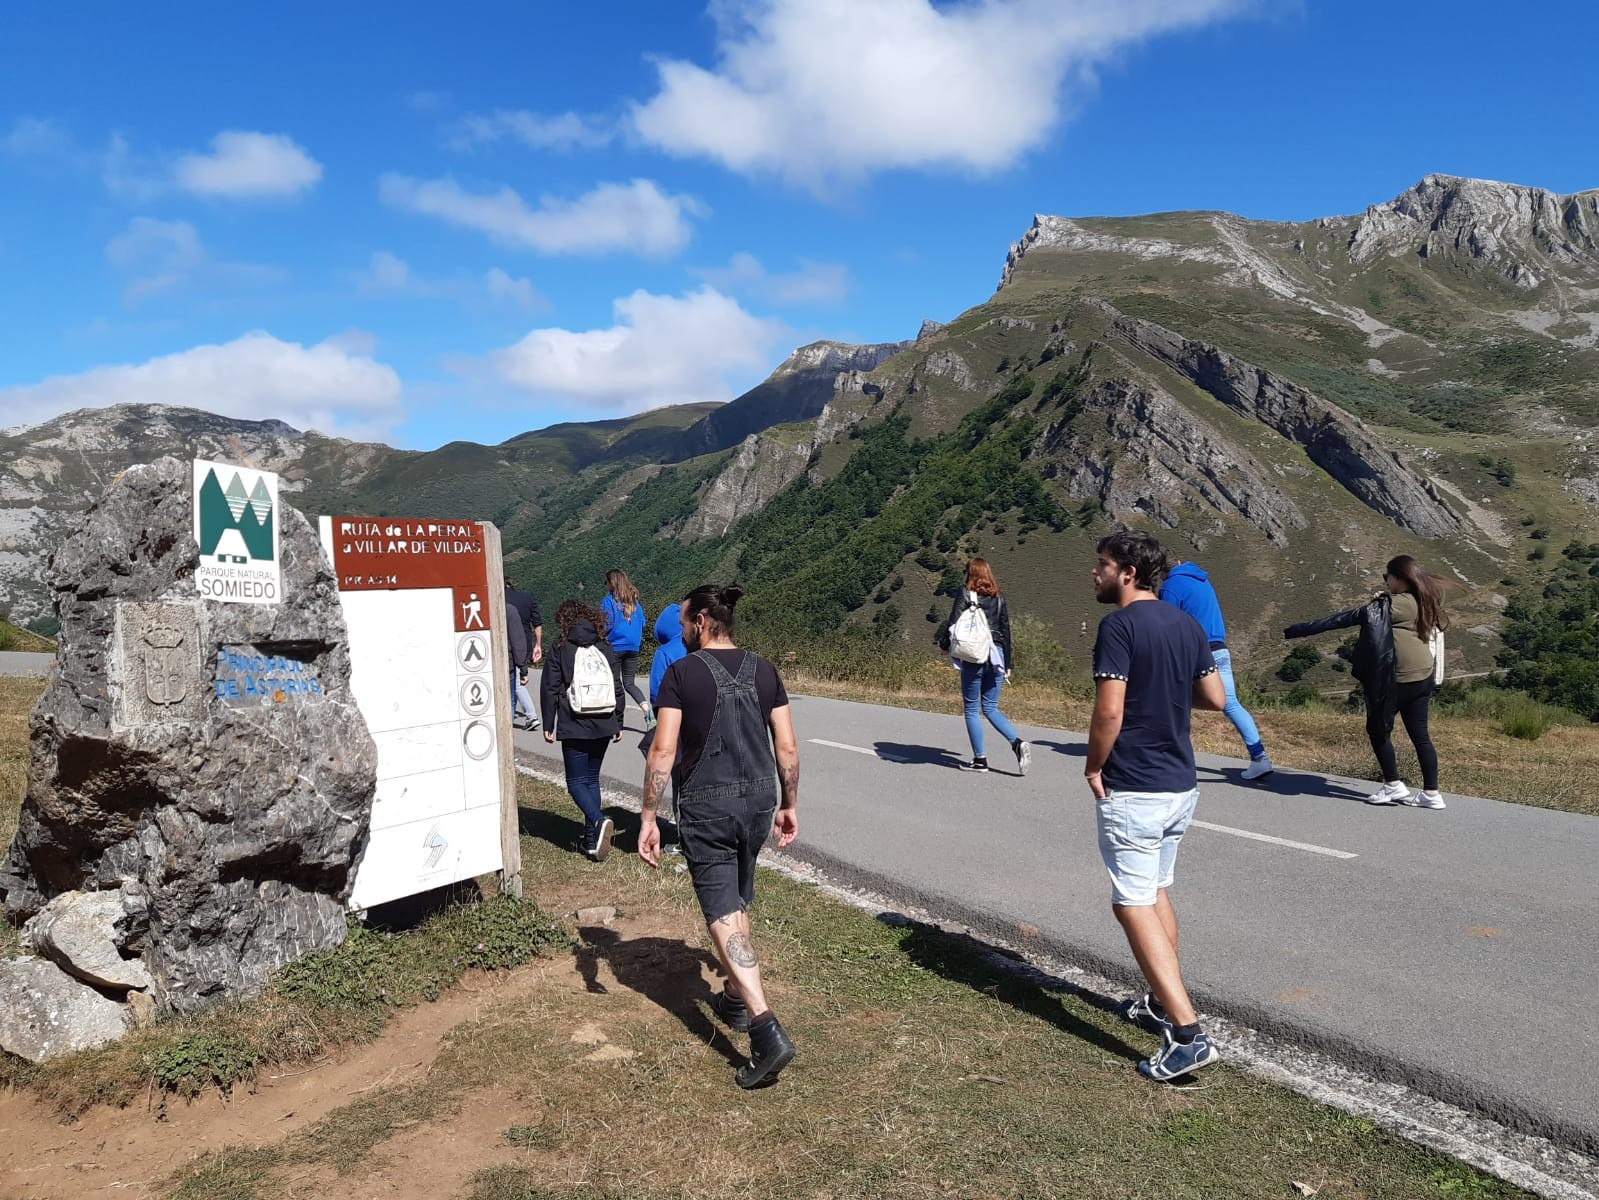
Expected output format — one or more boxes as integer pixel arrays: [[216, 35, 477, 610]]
[[0, 458, 377, 1014], [22, 889, 152, 992], [0, 957, 130, 1063]]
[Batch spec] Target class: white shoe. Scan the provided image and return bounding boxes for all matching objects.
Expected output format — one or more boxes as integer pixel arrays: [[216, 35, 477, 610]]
[[1241, 756, 1273, 781], [1402, 789, 1446, 810], [1366, 781, 1409, 806]]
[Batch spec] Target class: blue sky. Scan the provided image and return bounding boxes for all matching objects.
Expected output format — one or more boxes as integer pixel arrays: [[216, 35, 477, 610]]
[[2, 0, 1595, 450]]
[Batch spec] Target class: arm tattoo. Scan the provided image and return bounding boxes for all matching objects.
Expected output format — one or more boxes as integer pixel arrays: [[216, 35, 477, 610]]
[[779, 760, 799, 806], [643, 767, 670, 813], [726, 931, 758, 969]]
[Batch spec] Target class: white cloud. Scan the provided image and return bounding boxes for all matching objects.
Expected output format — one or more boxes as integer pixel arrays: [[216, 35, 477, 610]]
[[0, 333, 403, 440], [352, 251, 542, 308], [174, 131, 323, 199], [447, 109, 615, 152], [104, 217, 283, 303], [1, 116, 75, 158], [489, 286, 787, 412], [631, 0, 1253, 190], [694, 252, 850, 306], [379, 174, 702, 257]]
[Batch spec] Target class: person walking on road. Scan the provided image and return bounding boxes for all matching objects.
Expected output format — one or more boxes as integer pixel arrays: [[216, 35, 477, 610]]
[[644, 601, 690, 855], [540, 600, 626, 861], [640, 584, 801, 1089], [1159, 559, 1271, 779], [1284, 554, 1448, 809], [1087, 531, 1227, 1082], [602, 568, 652, 730], [505, 577, 543, 730], [936, 557, 1029, 775]]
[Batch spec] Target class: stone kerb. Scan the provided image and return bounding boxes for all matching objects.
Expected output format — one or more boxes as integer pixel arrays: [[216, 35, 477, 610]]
[[0, 457, 377, 1060]]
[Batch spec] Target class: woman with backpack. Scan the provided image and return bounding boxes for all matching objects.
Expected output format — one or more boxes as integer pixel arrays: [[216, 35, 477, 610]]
[[601, 568, 653, 730], [1284, 554, 1448, 809], [541, 599, 627, 860], [937, 557, 1030, 775]]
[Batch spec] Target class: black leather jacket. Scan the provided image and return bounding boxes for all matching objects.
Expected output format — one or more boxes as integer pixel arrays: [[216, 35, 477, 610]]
[[936, 590, 1015, 672], [1284, 593, 1394, 715]]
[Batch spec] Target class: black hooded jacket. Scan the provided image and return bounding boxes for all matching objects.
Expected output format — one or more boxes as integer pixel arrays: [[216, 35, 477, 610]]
[[1284, 593, 1396, 718], [539, 618, 625, 739]]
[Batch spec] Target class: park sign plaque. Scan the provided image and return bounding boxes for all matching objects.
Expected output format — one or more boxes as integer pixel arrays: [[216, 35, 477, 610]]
[[317, 516, 521, 910], [192, 458, 282, 605]]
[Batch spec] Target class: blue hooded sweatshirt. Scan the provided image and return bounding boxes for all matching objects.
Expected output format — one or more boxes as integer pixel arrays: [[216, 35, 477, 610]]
[[602, 593, 646, 654], [1159, 561, 1227, 646], [647, 603, 687, 706]]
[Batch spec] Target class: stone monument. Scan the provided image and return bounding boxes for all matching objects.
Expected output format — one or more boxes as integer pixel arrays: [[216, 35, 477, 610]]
[[0, 457, 377, 1058]]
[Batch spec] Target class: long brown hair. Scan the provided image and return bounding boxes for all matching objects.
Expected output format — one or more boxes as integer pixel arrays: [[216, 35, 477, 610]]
[[555, 599, 607, 640], [965, 557, 1000, 597], [604, 568, 639, 619], [1385, 555, 1448, 639]]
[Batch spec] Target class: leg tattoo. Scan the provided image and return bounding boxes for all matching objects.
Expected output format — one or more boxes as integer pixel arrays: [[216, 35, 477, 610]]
[[726, 931, 758, 968]]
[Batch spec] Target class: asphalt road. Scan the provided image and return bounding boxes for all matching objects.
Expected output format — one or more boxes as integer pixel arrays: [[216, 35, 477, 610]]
[[515, 677, 1599, 1157], [0, 652, 53, 676]]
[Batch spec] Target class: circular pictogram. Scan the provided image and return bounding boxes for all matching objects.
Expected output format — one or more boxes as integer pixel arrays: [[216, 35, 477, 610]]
[[456, 633, 490, 673], [462, 719, 495, 761], [458, 676, 492, 717]]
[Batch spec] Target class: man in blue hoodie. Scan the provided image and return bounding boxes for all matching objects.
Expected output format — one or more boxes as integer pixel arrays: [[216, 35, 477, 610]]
[[1159, 560, 1272, 780], [646, 602, 689, 854]]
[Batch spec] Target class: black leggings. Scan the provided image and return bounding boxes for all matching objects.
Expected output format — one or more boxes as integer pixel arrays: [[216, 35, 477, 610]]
[[615, 651, 647, 708], [1368, 679, 1439, 790]]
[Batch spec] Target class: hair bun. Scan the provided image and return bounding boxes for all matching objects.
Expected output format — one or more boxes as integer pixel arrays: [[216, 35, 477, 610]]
[[721, 583, 745, 607]]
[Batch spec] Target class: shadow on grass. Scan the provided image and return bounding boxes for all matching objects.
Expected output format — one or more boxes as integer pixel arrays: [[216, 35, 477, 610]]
[[574, 926, 744, 1068], [888, 915, 1145, 1065]]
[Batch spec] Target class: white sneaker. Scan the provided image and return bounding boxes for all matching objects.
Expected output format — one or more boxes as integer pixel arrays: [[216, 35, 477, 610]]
[[1365, 781, 1409, 806], [1402, 790, 1446, 810], [1241, 756, 1273, 781], [1013, 739, 1031, 775]]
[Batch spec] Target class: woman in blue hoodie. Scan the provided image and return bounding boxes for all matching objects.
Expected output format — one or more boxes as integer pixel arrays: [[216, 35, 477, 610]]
[[1159, 559, 1272, 780], [601, 568, 651, 729]]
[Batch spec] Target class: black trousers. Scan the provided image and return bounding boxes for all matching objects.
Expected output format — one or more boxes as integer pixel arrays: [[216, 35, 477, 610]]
[[615, 650, 647, 707], [1367, 678, 1439, 790]]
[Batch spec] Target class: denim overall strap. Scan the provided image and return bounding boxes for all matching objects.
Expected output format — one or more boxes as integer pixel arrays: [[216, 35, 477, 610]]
[[679, 649, 777, 806]]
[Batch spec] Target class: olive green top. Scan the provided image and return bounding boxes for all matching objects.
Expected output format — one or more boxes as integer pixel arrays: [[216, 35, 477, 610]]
[[1390, 591, 1435, 684]]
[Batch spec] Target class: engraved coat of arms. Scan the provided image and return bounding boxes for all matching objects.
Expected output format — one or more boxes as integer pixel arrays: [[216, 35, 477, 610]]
[[142, 624, 189, 706]]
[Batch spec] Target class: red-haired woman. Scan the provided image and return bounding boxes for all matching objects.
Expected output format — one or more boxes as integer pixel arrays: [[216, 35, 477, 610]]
[[1285, 554, 1449, 808], [937, 557, 1029, 774]]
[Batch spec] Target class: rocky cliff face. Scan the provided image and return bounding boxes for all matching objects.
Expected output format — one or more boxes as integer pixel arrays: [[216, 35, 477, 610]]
[[1101, 305, 1463, 538], [680, 433, 813, 540], [1347, 175, 1599, 287]]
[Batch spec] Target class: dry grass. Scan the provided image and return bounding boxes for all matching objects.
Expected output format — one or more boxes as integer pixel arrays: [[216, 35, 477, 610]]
[[163, 776, 1531, 1200], [784, 668, 1599, 817]]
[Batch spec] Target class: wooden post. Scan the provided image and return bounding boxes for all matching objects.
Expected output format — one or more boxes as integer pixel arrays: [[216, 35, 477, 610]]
[[481, 523, 523, 899]]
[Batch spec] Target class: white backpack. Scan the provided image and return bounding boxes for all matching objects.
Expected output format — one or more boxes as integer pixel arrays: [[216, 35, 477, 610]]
[[948, 590, 994, 664], [566, 644, 616, 715], [1429, 626, 1446, 687]]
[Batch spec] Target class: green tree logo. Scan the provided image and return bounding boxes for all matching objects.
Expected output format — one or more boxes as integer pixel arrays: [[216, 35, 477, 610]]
[[198, 467, 275, 562]]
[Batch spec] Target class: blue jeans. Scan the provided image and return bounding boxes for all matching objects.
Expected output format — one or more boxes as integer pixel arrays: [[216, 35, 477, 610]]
[[959, 660, 1019, 757], [510, 668, 535, 719], [560, 738, 609, 836], [1211, 648, 1265, 758]]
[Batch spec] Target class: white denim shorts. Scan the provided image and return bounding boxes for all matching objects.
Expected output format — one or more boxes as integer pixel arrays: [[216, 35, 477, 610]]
[[1095, 786, 1200, 906]]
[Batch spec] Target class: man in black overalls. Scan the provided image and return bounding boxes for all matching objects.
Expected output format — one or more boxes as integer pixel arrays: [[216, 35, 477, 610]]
[[640, 583, 801, 1088]]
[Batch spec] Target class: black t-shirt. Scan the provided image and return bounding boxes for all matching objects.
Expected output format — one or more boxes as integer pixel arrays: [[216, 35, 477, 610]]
[[656, 649, 789, 786], [1092, 599, 1216, 793]]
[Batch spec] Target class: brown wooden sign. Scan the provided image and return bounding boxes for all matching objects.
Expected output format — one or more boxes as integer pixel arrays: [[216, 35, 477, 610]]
[[327, 517, 490, 630]]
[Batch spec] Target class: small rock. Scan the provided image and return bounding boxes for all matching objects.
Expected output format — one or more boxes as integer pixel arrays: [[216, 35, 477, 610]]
[[581, 1044, 634, 1064], [573, 906, 617, 926], [124, 989, 157, 1029], [23, 889, 152, 992], [0, 957, 130, 1063]]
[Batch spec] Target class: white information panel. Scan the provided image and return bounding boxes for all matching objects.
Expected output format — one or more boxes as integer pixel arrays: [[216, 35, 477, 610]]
[[318, 517, 509, 909]]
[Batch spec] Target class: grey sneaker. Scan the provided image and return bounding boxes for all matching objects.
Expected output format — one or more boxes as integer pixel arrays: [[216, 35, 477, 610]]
[[1241, 756, 1273, 781], [1138, 1029, 1219, 1082]]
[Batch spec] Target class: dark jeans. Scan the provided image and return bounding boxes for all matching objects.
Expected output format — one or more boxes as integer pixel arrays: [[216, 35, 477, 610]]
[[1368, 679, 1439, 790], [616, 650, 646, 707], [561, 737, 610, 836]]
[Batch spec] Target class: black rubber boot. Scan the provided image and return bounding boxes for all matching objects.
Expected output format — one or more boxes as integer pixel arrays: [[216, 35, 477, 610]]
[[709, 988, 750, 1032], [735, 1015, 796, 1089]]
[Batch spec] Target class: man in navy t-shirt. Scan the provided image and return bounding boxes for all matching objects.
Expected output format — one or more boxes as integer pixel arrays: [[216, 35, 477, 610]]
[[1087, 531, 1226, 1083]]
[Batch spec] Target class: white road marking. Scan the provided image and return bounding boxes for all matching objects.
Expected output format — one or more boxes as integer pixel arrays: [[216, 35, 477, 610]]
[[809, 738, 911, 763], [1191, 820, 1358, 859]]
